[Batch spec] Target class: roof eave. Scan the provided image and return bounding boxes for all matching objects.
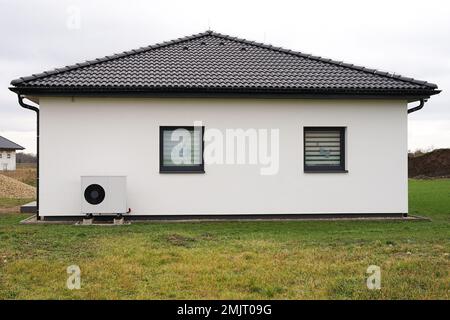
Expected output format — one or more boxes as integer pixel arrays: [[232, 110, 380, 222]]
[[9, 86, 439, 102], [0, 147, 25, 151]]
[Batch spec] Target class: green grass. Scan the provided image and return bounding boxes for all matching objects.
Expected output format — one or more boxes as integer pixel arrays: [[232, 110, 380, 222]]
[[0, 198, 34, 209], [0, 179, 448, 299]]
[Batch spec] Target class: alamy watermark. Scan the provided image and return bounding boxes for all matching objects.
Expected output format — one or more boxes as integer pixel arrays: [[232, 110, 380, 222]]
[[167, 121, 279, 175], [67, 265, 81, 290], [366, 265, 381, 290], [66, 5, 81, 30]]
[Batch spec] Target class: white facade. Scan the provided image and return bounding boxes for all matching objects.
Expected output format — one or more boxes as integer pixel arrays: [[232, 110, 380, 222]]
[[0, 149, 17, 171], [38, 97, 408, 217]]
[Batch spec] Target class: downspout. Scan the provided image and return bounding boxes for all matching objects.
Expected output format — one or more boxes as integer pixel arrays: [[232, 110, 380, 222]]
[[17, 95, 40, 220], [407, 98, 426, 114], [405, 98, 427, 218]]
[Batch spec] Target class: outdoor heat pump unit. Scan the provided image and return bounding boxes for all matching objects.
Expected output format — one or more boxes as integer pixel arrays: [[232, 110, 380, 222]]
[[81, 176, 127, 216]]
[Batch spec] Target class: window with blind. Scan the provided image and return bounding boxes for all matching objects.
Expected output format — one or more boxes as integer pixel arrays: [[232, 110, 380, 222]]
[[304, 127, 346, 172], [160, 126, 204, 173]]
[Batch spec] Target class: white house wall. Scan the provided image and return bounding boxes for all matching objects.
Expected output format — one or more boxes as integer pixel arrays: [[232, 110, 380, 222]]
[[39, 97, 408, 216], [0, 150, 16, 171]]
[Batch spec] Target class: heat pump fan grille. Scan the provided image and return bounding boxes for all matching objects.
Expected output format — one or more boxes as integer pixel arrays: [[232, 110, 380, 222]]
[[84, 184, 105, 205]]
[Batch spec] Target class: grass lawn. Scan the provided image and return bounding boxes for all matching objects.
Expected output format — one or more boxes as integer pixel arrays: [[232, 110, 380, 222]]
[[0, 198, 35, 209], [0, 198, 35, 214], [0, 179, 448, 299]]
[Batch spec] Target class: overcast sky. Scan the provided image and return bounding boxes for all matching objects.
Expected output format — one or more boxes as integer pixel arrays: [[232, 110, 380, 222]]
[[1, 0, 449, 154]]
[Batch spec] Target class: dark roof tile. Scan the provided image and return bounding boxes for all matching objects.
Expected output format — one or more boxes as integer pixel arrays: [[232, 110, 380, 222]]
[[0, 136, 25, 150], [10, 31, 439, 94]]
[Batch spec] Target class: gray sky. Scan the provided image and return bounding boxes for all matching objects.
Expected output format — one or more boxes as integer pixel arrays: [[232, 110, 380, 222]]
[[1, 0, 449, 154]]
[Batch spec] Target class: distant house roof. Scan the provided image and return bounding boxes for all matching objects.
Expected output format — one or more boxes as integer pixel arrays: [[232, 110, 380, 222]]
[[0, 136, 24, 150], [10, 31, 439, 100]]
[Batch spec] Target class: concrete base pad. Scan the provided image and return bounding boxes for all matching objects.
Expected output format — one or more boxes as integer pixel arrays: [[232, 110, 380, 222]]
[[20, 201, 37, 214], [20, 214, 429, 224]]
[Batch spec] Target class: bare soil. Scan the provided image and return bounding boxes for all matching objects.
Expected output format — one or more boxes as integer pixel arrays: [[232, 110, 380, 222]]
[[1, 164, 36, 187], [0, 174, 36, 199], [409, 148, 450, 178]]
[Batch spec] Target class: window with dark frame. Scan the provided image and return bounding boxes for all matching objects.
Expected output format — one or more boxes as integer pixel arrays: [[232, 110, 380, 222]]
[[304, 127, 346, 172], [160, 126, 205, 173]]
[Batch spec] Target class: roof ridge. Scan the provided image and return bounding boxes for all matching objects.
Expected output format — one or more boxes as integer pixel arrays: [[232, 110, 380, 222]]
[[207, 31, 438, 89], [10, 31, 212, 86]]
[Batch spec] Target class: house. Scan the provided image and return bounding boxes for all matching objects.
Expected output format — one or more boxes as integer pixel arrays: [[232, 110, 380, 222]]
[[0, 135, 24, 171], [9, 31, 440, 220]]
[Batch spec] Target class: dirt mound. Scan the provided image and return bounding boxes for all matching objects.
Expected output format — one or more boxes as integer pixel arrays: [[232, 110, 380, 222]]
[[0, 174, 36, 198], [409, 148, 450, 178], [1, 164, 36, 187]]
